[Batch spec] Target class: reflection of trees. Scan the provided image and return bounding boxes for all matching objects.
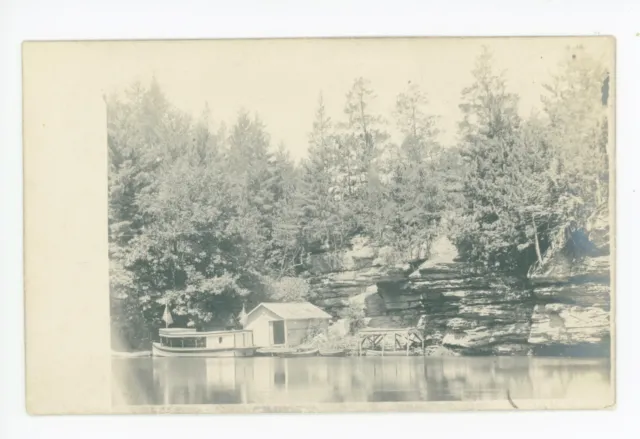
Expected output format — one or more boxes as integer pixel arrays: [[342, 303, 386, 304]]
[[420, 357, 610, 402], [115, 357, 611, 406]]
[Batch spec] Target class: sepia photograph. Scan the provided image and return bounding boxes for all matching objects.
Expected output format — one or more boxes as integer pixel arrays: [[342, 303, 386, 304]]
[[19, 35, 615, 415], [101, 36, 614, 411]]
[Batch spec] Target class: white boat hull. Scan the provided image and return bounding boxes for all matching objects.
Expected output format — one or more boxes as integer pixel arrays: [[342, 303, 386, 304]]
[[152, 342, 256, 358], [112, 350, 151, 358]]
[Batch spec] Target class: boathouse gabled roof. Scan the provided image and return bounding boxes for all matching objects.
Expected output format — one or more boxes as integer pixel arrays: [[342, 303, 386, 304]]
[[247, 301, 332, 320]]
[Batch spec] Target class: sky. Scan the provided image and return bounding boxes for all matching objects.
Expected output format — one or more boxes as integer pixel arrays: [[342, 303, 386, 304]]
[[100, 37, 614, 161]]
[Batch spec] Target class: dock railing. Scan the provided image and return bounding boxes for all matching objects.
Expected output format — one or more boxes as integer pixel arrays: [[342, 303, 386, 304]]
[[356, 327, 425, 356]]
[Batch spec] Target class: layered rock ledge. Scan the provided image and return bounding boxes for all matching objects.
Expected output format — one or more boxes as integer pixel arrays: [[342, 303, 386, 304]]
[[304, 207, 611, 357]]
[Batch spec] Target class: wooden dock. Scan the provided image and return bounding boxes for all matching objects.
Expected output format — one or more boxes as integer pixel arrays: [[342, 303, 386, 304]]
[[357, 327, 425, 356]]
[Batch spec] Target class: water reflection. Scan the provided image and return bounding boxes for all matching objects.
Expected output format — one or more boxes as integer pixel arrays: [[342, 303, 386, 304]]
[[112, 356, 611, 406]]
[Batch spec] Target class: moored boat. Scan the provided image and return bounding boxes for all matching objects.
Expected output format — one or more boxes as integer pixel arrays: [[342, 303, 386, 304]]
[[256, 347, 295, 357], [256, 347, 319, 357], [289, 348, 319, 357], [152, 327, 255, 358], [152, 343, 255, 358], [318, 348, 346, 357], [366, 349, 411, 357]]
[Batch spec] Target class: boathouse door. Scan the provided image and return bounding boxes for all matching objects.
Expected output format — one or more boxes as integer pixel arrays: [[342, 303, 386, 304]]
[[272, 320, 285, 345]]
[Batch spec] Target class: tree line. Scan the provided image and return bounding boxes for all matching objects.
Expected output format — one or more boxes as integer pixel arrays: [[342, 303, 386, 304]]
[[109, 46, 610, 349]]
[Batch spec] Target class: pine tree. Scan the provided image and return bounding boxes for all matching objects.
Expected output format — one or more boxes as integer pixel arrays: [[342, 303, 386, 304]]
[[294, 93, 353, 254], [394, 82, 441, 163], [386, 82, 445, 254], [452, 47, 547, 273], [542, 45, 610, 221], [336, 78, 390, 199]]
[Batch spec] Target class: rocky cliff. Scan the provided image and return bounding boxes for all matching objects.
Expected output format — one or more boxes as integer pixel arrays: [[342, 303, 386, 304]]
[[525, 204, 611, 356], [304, 207, 611, 357]]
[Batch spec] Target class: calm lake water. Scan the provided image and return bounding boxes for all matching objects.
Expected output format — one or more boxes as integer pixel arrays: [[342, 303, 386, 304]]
[[112, 356, 611, 406]]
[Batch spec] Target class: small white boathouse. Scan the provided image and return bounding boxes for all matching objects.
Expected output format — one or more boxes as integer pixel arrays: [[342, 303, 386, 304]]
[[244, 302, 332, 348]]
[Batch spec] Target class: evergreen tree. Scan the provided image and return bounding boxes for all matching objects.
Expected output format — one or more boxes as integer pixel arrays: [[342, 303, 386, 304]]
[[387, 83, 445, 254], [451, 47, 551, 273], [336, 78, 390, 200], [337, 78, 392, 239], [294, 93, 353, 254], [394, 82, 441, 163], [542, 45, 610, 224]]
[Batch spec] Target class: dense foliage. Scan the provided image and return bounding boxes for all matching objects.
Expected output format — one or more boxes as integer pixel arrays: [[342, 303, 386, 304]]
[[109, 46, 611, 349], [450, 46, 610, 275]]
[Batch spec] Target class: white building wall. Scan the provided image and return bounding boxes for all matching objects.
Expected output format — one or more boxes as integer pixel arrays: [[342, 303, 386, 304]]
[[245, 305, 331, 348], [245, 307, 283, 348]]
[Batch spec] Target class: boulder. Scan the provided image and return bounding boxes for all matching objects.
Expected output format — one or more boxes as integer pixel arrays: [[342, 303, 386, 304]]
[[327, 319, 350, 339], [528, 304, 610, 346], [442, 322, 531, 350]]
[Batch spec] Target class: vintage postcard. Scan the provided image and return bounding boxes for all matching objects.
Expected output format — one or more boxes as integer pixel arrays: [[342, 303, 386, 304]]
[[23, 36, 615, 415]]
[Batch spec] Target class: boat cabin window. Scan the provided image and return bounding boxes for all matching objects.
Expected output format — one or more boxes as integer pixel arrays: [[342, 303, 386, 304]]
[[160, 336, 206, 348], [219, 337, 223, 344]]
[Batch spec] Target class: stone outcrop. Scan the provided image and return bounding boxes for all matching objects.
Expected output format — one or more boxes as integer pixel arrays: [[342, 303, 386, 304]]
[[304, 205, 611, 357], [304, 237, 418, 314], [394, 240, 536, 356], [525, 205, 611, 356]]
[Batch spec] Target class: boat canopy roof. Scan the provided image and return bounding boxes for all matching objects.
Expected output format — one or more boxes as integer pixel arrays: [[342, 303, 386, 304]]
[[159, 328, 252, 338]]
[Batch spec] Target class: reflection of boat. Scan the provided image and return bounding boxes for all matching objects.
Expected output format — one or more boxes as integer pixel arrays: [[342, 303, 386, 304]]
[[290, 348, 319, 357], [319, 348, 346, 357], [256, 347, 295, 357], [366, 349, 410, 357], [152, 343, 255, 357], [152, 328, 255, 358]]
